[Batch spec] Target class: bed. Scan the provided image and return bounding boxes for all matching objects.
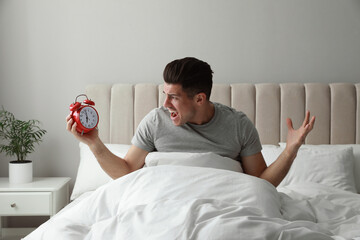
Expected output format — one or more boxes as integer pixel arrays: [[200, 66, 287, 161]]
[[25, 83, 360, 239]]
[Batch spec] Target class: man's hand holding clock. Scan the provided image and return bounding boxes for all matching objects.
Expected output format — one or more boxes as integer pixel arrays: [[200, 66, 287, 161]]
[[67, 94, 100, 147]]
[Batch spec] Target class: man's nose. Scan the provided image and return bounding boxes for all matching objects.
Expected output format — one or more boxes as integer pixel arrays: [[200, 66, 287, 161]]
[[163, 96, 169, 107], [163, 96, 171, 108]]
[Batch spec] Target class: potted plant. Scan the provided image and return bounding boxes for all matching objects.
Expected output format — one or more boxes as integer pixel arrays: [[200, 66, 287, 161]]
[[0, 107, 47, 184]]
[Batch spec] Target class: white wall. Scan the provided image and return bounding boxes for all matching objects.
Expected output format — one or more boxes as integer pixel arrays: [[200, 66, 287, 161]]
[[1, 0, 360, 191]]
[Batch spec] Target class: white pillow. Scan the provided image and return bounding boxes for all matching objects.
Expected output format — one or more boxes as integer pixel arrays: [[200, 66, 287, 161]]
[[71, 142, 131, 200], [145, 152, 243, 173], [273, 144, 357, 192], [279, 143, 360, 193]]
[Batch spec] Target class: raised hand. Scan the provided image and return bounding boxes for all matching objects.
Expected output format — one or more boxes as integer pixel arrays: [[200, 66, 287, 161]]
[[285, 110, 315, 155]]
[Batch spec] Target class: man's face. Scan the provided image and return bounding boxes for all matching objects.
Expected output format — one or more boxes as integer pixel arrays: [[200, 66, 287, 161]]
[[163, 83, 197, 126]]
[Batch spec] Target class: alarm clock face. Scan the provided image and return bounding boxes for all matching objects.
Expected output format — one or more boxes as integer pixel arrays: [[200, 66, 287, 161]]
[[79, 106, 98, 129]]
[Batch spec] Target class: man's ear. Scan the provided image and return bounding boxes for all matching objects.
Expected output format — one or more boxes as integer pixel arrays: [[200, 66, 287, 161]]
[[195, 93, 207, 105]]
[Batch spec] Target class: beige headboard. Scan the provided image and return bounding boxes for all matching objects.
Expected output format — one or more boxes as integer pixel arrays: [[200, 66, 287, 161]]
[[86, 83, 360, 146]]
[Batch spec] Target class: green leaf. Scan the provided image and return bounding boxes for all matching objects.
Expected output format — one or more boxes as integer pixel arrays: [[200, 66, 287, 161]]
[[0, 107, 47, 161]]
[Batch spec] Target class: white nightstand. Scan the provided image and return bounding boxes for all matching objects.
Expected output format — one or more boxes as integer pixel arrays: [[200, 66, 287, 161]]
[[0, 177, 71, 239]]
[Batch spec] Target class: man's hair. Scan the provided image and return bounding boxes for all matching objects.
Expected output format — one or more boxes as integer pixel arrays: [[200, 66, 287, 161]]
[[163, 57, 214, 100]]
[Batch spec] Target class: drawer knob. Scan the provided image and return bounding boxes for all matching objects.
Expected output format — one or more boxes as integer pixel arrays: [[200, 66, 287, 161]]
[[10, 203, 16, 208]]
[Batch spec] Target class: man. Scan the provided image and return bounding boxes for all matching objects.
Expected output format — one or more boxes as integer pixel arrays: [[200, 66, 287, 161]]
[[66, 57, 315, 187]]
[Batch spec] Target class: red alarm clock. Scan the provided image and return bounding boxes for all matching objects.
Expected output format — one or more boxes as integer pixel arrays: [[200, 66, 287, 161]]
[[69, 94, 99, 134]]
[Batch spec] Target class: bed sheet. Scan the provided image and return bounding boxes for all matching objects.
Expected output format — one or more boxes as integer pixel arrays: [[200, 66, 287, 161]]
[[24, 165, 360, 240]]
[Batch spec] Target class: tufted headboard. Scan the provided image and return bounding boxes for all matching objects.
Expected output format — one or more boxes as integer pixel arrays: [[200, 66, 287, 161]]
[[86, 83, 360, 145]]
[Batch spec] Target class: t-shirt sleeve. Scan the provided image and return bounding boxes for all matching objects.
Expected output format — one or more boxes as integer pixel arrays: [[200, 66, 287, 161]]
[[131, 110, 156, 153], [239, 115, 262, 157]]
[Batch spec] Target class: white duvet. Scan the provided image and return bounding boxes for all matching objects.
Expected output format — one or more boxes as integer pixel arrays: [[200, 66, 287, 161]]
[[24, 165, 360, 240]]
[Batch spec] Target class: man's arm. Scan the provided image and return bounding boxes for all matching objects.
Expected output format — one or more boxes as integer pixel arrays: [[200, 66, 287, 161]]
[[241, 111, 315, 187], [241, 150, 297, 187], [66, 114, 148, 179]]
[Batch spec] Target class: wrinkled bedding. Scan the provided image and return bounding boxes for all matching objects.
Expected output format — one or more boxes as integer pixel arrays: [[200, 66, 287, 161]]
[[24, 165, 360, 240]]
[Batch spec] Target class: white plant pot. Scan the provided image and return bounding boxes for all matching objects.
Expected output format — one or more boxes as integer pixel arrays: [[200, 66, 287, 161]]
[[9, 161, 33, 184]]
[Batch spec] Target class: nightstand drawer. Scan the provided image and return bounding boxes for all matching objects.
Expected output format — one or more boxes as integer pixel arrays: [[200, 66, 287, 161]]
[[0, 192, 52, 216]]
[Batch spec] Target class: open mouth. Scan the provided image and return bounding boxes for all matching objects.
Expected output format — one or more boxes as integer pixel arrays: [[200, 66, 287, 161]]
[[170, 111, 178, 119]]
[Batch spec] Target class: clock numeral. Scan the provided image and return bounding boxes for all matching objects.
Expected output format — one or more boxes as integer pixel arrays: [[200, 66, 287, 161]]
[[79, 107, 97, 129]]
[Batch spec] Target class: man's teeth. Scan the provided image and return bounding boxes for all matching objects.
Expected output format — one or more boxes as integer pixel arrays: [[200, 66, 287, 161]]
[[170, 111, 178, 117]]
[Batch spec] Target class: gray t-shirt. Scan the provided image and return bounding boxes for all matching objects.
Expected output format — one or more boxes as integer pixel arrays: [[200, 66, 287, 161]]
[[131, 102, 262, 162]]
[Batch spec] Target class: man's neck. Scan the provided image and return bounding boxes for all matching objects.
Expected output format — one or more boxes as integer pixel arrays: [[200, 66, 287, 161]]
[[190, 102, 215, 125]]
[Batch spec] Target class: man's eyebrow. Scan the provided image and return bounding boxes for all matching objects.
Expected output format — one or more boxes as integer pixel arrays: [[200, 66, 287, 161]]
[[162, 91, 180, 97]]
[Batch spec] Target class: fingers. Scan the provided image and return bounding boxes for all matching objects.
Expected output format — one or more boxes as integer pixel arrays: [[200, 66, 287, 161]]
[[310, 115, 315, 127], [304, 116, 316, 132], [66, 115, 73, 131], [71, 121, 78, 133], [302, 110, 310, 127], [286, 118, 293, 130], [66, 114, 78, 134], [66, 114, 72, 121], [287, 111, 315, 136]]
